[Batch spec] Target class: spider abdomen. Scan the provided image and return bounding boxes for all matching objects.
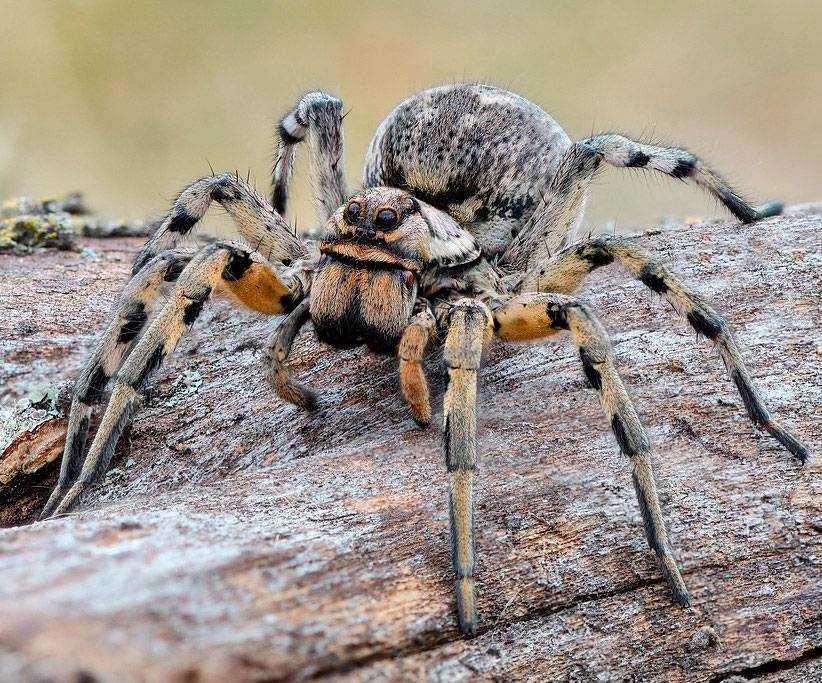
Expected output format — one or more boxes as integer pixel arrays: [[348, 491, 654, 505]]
[[363, 83, 572, 255], [309, 259, 416, 352]]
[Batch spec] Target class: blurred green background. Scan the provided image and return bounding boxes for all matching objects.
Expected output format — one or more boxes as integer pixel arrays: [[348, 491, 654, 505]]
[[1, 0, 820, 232]]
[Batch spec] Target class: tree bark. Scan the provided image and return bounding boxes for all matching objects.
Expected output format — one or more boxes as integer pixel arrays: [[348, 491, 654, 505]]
[[0, 206, 819, 682]]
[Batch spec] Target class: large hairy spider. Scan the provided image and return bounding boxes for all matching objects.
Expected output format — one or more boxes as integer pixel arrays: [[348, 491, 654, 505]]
[[41, 84, 809, 635]]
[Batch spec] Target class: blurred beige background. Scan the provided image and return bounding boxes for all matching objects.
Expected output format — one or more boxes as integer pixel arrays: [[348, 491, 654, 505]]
[[1, 0, 820, 233]]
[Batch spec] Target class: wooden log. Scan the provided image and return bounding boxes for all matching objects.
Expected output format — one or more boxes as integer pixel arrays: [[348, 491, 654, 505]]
[[0, 206, 819, 681]]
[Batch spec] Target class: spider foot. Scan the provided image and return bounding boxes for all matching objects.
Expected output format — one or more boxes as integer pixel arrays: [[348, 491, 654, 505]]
[[762, 421, 810, 464], [41, 480, 87, 520], [658, 553, 691, 607], [409, 400, 432, 428], [754, 200, 783, 220], [268, 366, 319, 411], [456, 577, 478, 637], [39, 485, 69, 520]]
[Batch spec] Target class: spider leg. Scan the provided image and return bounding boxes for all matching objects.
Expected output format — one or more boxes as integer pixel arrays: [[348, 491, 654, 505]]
[[521, 237, 810, 462], [264, 298, 317, 410], [582, 133, 782, 224], [43, 242, 303, 519], [40, 250, 194, 519], [503, 134, 782, 273], [272, 91, 349, 221], [493, 293, 691, 605], [440, 299, 493, 635], [503, 142, 602, 270], [398, 303, 437, 427], [133, 172, 307, 275]]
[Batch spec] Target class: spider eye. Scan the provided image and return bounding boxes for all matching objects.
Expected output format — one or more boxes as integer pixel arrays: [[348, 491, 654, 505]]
[[344, 201, 361, 224], [375, 208, 399, 230]]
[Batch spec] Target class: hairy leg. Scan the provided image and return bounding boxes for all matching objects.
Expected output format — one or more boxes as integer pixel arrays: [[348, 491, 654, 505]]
[[272, 91, 349, 221], [40, 250, 193, 518], [503, 142, 601, 270], [493, 293, 690, 605], [441, 299, 493, 635], [583, 133, 782, 223], [43, 242, 302, 518], [502, 134, 781, 273], [134, 173, 307, 275], [264, 298, 316, 410], [398, 303, 437, 427], [521, 236, 809, 462]]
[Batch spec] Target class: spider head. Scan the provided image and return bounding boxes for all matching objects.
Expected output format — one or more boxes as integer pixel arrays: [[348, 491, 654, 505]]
[[320, 187, 426, 274], [310, 187, 430, 351], [319, 186, 479, 274]]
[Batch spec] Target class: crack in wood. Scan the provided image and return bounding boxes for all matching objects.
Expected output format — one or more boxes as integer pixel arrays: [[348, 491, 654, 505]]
[[709, 645, 822, 682], [302, 577, 667, 679], [304, 546, 814, 679]]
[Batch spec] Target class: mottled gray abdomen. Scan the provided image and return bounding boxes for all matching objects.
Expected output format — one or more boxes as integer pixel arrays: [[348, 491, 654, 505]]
[[363, 83, 572, 255]]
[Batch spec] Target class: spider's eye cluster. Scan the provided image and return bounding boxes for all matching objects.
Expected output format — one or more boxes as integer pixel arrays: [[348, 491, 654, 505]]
[[344, 201, 362, 224], [375, 208, 399, 230]]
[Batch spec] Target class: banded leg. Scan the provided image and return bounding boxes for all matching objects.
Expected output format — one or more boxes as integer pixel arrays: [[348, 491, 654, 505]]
[[442, 299, 493, 635], [398, 304, 436, 427], [133, 173, 307, 275], [503, 142, 602, 270], [44, 242, 302, 518], [264, 298, 316, 410], [493, 293, 690, 605], [40, 250, 193, 519], [272, 91, 349, 221], [583, 133, 782, 223], [521, 237, 809, 462]]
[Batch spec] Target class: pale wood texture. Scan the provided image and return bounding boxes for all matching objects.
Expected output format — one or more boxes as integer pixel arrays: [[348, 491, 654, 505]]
[[0, 206, 819, 682]]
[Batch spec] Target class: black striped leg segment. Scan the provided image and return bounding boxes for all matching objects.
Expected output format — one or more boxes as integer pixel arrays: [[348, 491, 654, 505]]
[[398, 304, 437, 427], [264, 298, 316, 410], [40, 249, 194, 519], [493, 293, 691, 605], [521, 237, 809, 462], [272, 91, 349, 221], [503, 141, 602, 270], [44, 242, 301, 518], [442, 299, 493, 635], [132, 172, 307, 275], [582, 133, 782, 223]]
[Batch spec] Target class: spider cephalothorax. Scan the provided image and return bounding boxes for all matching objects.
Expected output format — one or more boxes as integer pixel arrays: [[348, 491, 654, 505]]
[[41, 83, 809, 637], [311, 186, 481, 350]]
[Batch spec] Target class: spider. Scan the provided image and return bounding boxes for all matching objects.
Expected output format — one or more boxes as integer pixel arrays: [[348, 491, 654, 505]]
[[40, 83, 809, 636]]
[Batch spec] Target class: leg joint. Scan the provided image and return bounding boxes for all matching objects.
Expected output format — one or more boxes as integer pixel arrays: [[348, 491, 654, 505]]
[[444, 300, 492, 370], [686, 306, 726, 340]]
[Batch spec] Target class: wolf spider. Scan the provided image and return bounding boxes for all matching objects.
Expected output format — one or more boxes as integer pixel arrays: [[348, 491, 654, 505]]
[[41, 84, 809, 635]]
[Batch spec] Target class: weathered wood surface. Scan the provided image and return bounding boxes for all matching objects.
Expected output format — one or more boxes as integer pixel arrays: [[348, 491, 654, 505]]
[[0, 206, 819, 682]]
